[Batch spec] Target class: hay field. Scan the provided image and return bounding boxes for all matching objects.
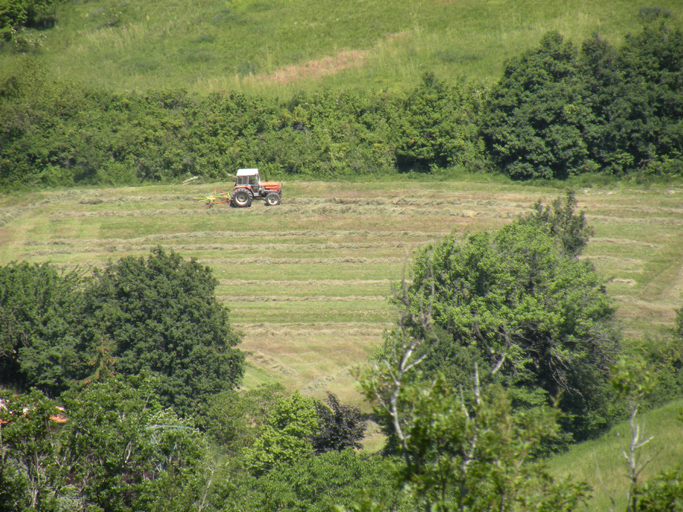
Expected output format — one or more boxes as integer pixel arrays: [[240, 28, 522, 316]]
[[2, 181, 683, 405]]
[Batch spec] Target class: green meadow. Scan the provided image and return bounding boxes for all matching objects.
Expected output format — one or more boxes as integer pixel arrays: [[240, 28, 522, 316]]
[[2, 0, 681, 94]]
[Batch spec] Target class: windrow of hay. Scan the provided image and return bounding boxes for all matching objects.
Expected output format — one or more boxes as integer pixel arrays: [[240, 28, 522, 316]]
[[200, 257, 405, 265], [220, 279, 392, 286], [24, 241, 417, 253], [591, 238, 663, 248], [586, 214, 683, 227], [234, 323, 389, 337], [78, 194, 198, 204], [23, 230, 443, 243], [248, 351, 298, 377], [46, 204, 524, 220], [217, 295, 386, 303], [0, 190, 82, 227], [301, 366, 353, 394], [579, 255, 646, 267]]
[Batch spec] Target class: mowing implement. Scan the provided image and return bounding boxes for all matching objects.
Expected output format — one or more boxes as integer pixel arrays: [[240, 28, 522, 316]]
[[230, 168, 282, 208]]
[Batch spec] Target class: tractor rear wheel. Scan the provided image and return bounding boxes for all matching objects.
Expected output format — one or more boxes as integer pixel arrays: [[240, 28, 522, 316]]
[[232, 189, 253, 208], [265, 192, 281, 206]]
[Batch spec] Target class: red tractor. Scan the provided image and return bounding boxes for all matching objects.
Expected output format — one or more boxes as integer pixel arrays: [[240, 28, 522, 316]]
[[230, 168, 282, 208]]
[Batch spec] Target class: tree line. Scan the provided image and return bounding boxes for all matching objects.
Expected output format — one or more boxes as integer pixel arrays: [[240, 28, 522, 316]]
[[0, 23, 682, 189], [2, 196, 683, 510]]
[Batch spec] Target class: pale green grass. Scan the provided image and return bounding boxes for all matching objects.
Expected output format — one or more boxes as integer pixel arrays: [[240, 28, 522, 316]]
[[547, 399, 683, 511], [1, 0, 681, 94]]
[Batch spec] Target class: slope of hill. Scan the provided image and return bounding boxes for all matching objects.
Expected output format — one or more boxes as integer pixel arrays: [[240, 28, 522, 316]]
[[1, 0, 681, 94]]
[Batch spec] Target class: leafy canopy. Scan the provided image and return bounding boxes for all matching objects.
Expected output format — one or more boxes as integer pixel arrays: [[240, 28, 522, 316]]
[[77, 247, 245, 416], [401, 196, 620, 441], [0, 248, 245, 417]]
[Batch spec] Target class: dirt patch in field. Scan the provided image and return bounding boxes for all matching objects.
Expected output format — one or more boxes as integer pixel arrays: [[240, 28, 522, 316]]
[[242, 31, 409, 86], [245, 49, 369, 85]]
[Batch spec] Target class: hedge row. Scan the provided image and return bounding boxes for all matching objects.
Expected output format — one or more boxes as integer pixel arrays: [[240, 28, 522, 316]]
[[0, 24, 681, 188]]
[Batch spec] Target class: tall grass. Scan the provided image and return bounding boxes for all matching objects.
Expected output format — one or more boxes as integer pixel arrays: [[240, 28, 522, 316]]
[[1, 0, 681, 95], [547, 398, 683, 511]]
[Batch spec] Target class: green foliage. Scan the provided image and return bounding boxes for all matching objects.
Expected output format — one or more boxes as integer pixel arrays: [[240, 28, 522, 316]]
[[0, 389, 65, 511], [393, 72, 483, 173], [402, 214, 620, 442], [196, 383, 287, 449], [244, 391, 319, 476], [0, 248, 245, 417], [482, 32, 595, 179], [517, 190, 593, 256], [234, 450, 405, 512], [78, 247, 244, 416], [0, 0, 62, 41], [59, 374, 209, 512], [0, 261, 82, 394], [483, 25, 683, 179], [1, 23, 682, 187], [632, 463, 683, 511], [357, 330, 592, 511]]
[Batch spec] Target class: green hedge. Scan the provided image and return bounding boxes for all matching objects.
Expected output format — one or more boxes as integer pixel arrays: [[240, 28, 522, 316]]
[[0, 24, 681, 188]]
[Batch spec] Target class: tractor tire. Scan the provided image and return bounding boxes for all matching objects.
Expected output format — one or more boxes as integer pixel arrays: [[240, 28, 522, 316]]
[[265, 192, 281, 206], [232, 189, 253, 208]]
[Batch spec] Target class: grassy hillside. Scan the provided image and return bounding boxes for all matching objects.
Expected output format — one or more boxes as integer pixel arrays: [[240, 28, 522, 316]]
[[547, 398, 683, 511], [2, 0, 682, 95], [2, 179, 683, 404]]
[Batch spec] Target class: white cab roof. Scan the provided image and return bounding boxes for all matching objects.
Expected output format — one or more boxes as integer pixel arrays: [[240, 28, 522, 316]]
[[236, 168, 259, 177]]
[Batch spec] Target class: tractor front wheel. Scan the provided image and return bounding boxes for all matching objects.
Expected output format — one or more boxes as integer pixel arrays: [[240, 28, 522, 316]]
[[232, 190, 253, 208], [265, 192, 281, 206]]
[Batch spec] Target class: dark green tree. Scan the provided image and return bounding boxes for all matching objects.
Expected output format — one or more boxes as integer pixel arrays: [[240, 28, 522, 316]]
[[312, 392, 367, 454], [517, 191, 593, 256], [393, 72, 481, 172], [77, 247, 244, 416], [481, 32, 595, 179], [0, 262, 82, 395]]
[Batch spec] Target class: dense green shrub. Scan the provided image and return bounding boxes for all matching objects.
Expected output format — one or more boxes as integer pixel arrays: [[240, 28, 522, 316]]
[[392, 72, 482, 172], [0, 248, 245, 417], [77, 247, 244, 416], [0, 261, 83, 394], [0, 0, 63, 41], [0, 25, 681, 187], [482, 25, 683, 180]]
